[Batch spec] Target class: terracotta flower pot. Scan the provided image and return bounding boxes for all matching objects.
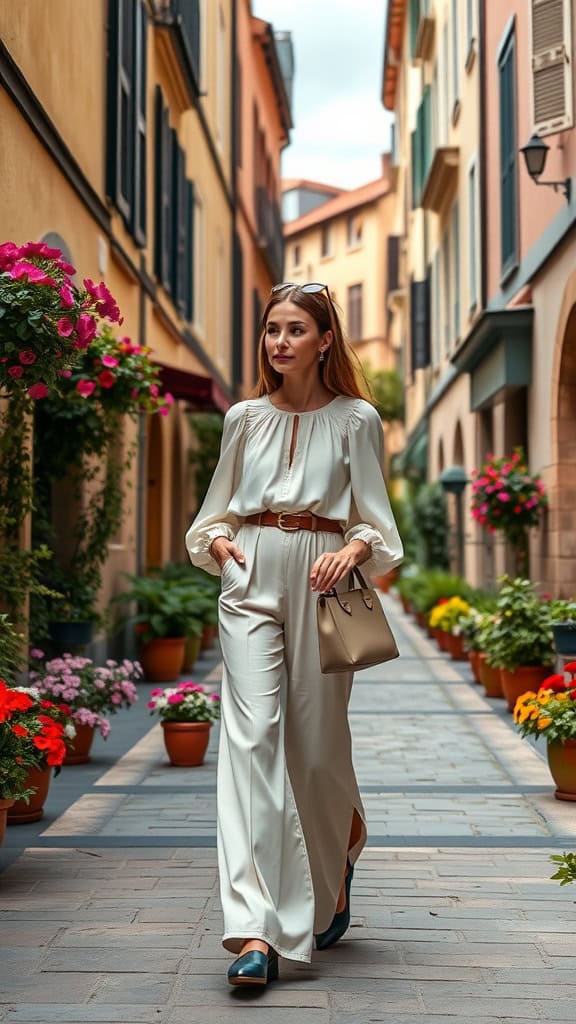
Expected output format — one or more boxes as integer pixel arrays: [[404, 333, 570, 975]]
[[0, 799, 15, 846], [478, 653, 504, 698], [437, 630, 451, 652], [415, 611, 426, 629], [446, 633, 466, 661], [500, 665, 551, 713], [63, 723, 96, 765], [182, 634, 203, 672], [547, 739, 576, 801], [7, 766, 52, 824], [161, 721, 212, 767], [468, 650, 482, 683], [400, 596, 410, 614], [140, 636, 186, 682]]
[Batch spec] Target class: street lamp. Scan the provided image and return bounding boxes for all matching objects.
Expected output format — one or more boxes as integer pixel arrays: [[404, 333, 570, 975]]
[[440, 466, 469, 577], [519, 134, 572, 204]]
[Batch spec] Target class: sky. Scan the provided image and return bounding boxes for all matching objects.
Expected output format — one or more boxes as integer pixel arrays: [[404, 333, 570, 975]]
[[252, 0, 393, 191]]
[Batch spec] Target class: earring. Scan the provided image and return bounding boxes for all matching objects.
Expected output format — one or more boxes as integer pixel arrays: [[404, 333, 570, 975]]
[[319, 351, 325, 362]]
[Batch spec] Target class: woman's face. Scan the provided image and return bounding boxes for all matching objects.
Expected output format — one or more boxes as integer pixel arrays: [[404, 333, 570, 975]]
[[264, 301, 331, 377]]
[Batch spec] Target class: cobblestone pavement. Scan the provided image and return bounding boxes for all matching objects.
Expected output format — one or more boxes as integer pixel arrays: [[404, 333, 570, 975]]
[[1, 596, 576, 1024]]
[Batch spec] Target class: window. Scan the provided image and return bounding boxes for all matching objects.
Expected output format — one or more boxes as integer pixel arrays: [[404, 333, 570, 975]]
[[499, 27, 518, 276], [468, 160, 478, 310], [154, 87, 195, 317], [347, 284, 363, 340], [106, 0, 148, 245], [320, 224, 332, 258], [293, 244, 301, 267], [452, 201, 460, 345], [451, 0, 459, 111], [442, 228, 451, 354], [530, 0, 574, 136], [347, 215, 363, 248], [410, 274, 431, 373]]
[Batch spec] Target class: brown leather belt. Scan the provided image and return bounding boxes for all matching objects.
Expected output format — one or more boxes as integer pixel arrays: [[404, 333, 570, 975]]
[[244, 510, 343, 534]]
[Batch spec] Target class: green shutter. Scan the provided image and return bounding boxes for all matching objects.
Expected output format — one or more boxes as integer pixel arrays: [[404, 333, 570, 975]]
[[409, 0, 420, 57], [421, 85, 431, 183], [499, 32, 517, 273]]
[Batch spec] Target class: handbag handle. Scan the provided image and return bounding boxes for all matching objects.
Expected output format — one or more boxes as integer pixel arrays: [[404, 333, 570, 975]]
[[319, 565, 370, 599]]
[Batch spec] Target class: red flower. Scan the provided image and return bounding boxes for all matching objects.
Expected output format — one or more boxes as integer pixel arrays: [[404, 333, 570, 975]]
[[98, 369, 116, 389], [11, 724, 29, 738], [59, 285, 75, 308], [9, 261, 57, 287], [0, 680, 34, 722], [76, 379, 96, 399], [28, 383, 49, 400], [539, 674, 567, 693], [8, 365, 24, 378], [19, 350, 36, 365], [563, 661, 576, 675], [74, 313, 97, 349], [56, 318, 75, 338], [83, 279, 122, 323]]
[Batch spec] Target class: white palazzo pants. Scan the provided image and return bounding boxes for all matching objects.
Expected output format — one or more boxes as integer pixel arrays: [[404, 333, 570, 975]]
[[216, 523, 367, 963]]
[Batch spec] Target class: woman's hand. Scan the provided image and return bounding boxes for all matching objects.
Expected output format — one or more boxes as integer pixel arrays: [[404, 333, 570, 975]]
[[210, 536, 246, 571], [309, 540, 371, 592]]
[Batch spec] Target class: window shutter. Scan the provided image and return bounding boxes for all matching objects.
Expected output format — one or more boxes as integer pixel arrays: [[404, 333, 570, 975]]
[[232, 231, 244, 387], [452, 202, 460, 344], [531, 0, 573, 136], [499, 34, 518, 274], [131, 0, 147, 245], [410, 276, 431, 371], [154, 87, 172, 292], [171, 133, 187, 313], [387, 236, 400, 293], [107, 0, 134, 221], [185, 181, 195, 323]]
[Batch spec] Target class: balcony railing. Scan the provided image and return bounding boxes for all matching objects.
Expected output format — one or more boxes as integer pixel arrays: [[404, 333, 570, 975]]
[[255, 187, 284, 282]]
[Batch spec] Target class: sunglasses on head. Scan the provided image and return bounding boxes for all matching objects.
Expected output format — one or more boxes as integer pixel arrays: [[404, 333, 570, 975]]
[[271, 281, 337, 320]]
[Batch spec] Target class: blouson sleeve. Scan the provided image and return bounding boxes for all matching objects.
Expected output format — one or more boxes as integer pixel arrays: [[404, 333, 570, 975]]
[[344, 401, 404, 579], [185, 402, 247, 576]]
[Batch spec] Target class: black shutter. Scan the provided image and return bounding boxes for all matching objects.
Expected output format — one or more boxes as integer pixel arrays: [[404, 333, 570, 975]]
[[232, 232, 244, 388], [185, 180, 195, 323], [107, 0, 134, 221], [175, 0, 201, 89], [131, 0, 147, 245], [410, 276, 431, 371], [387, 236, 400, 293], [171, 134, 187, 313], [154, 87, 172, 292]]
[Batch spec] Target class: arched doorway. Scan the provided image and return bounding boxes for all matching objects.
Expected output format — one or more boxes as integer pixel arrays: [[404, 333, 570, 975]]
[[146, 415, 163, 570], [552, 303, 576, 595]]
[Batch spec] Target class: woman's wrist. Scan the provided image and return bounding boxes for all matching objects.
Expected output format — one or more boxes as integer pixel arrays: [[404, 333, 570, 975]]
[[346, 539, 371, 565]]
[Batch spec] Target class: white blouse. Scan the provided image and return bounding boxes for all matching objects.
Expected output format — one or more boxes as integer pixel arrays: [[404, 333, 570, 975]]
[[185, 394, 404, 579]]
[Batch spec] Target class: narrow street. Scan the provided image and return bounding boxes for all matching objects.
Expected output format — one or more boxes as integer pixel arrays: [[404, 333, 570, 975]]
[[1, 596, 576, 1024]]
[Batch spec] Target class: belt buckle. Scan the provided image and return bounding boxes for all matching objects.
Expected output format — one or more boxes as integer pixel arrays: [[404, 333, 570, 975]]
[[277, 511, 301, 531]]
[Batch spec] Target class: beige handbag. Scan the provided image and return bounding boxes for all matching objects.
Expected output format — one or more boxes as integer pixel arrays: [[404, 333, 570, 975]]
[[316, 567, 399, 673]]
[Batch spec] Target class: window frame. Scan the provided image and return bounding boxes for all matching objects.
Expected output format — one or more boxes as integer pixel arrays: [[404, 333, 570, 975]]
[[498, 23, 519, 280], [347, 282, 363, 341]]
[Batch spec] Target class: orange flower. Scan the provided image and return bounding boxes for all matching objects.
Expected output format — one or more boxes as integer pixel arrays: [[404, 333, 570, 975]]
[[537, 717, 552, 729]]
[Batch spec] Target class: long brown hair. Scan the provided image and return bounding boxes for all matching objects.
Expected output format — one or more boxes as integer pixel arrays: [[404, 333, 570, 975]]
[[252, 285, 372, 401]]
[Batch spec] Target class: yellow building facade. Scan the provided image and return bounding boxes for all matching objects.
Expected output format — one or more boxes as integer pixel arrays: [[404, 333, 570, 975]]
[[0, 0, 290, 649]]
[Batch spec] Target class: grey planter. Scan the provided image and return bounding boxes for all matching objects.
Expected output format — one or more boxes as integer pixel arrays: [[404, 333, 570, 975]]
[[552, 621, 576, 657]]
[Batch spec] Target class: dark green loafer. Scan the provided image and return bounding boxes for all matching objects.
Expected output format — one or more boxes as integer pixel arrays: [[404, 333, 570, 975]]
[[315, 861, 354, 950], [227, 947, 279, 986]]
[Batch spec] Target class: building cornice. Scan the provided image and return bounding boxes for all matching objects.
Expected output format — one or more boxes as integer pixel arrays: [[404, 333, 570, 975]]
[[382, 0, 407, 111]]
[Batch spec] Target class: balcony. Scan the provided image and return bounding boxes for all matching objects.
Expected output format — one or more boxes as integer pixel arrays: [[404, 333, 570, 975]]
[[255, 187, 284, 282], [153, 0, 201, 105], [410, 0, 435, 64], [420, 146, 459, 214]]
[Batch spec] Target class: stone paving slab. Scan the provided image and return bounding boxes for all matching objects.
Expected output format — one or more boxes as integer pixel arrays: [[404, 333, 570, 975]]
[[2, 597, 576, 1024]]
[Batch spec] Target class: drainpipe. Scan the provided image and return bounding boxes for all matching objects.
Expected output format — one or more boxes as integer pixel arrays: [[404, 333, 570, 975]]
[[479, 0, 487, 311], [136, 260, 147, 575]]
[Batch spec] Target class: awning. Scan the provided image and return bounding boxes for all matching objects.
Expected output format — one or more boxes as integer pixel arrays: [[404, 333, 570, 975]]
[[393, 421, 429, 481], [156, 363, 232, 414], [451, 308, 533, 411]]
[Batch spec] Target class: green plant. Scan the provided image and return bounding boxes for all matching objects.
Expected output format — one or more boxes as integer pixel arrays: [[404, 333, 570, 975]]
[[29, 652, 141, 737], [550, 599, 576, 626], [550, 852, 576, 886], [147, 680, 221, 723], [0, 615, 24, 684], [408, 570, 474, 615], [412, 484, 450, 569], [188, 413, 224, 511], [482, 576, 555, 671], [115, 575, 206, 643], [364, 366, 404, 422]]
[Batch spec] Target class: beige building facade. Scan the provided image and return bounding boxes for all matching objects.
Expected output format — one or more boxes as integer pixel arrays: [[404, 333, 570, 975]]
[[383, 0, 576, 596]]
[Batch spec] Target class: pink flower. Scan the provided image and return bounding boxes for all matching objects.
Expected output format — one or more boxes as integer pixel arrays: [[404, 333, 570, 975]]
[[56, 260, 76, 276], [8, 365, 24, 378], [74, 313, 97, 349], [147, 700, 157, 709], [83, 278, 122, 323], [9, 261, 56, 286], [111, 693, 122, 705], [19, 241, 62, 260], [0, 241, 21, 268], [76, 379, 96, 398], [101, 355, 119, 368], [167, 693, 184, 704], [496, 492, 510, 502], [59, 369, 72, 379], [150, 384, 159, 397], [57, 317, 75, 338], [59, 284, 75, 308], [525, 496, 538, 510], [19, 350, 36, 365], [30, 648, 45, 659], [150, 688, 163, 696], [98, 369, 116, 389], [28, 383, 49, 400]]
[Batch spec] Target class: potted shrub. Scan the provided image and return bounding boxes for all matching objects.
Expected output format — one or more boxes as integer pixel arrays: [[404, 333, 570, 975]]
[[475, 613, 505, 698], [115, 575, 202, 681], [148, 680, 221, 766], [154, 564, 220, 664], [550, 600, 576, 658], [514, 663, 576, 800], [428, 597, 471, 660], [0, 680, 40, 843], [30, 651, 140, 763], [6, 685, 74, 824], [484, 577, 555, 711]]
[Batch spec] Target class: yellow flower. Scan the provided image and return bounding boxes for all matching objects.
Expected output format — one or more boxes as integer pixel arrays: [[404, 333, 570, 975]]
[[529, 708, 540, 720], [538, 693, 552, 704], [537, 717, 552, 729], [556, 693, 568, 702]]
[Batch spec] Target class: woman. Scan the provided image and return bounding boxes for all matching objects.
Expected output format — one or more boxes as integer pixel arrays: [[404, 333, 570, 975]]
[[186, 282, 403, 986]]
